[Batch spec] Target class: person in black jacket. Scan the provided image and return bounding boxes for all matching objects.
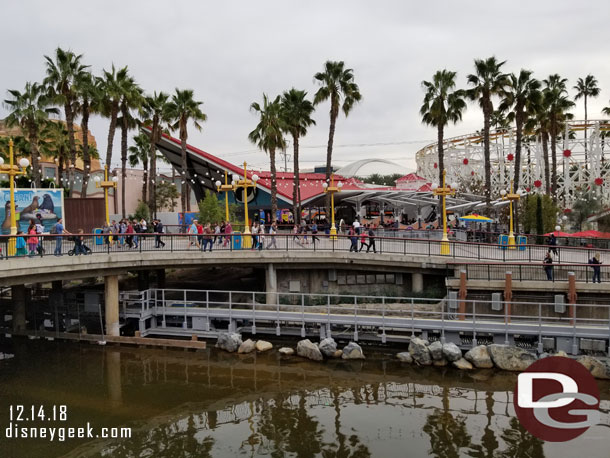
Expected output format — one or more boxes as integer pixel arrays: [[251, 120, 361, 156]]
[[589, 252, 602, 283], [543, 251, 554, 281], [153, 219, 165, 248]]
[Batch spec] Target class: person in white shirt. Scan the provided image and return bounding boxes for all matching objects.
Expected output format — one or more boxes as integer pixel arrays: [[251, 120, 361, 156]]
[[353, 218, 361, 235], [267, 222, 278, 249]]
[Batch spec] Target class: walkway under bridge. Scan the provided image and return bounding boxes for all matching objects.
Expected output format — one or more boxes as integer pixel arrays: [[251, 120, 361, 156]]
[[120, 288, 610, 357]]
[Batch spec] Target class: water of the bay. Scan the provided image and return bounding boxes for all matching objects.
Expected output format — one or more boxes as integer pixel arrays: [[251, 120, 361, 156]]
[[0, 340, 608, 458]]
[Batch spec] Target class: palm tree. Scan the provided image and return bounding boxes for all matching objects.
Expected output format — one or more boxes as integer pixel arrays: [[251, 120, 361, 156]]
[[280, 89, 316, 223], [467, 57, 510, 206], [603, 101, 610, 117], [544, 74, 575, 196], [128, 133, 151, 202], [249, 94, 286, 222], [574, 74, 600, 165], [420, 70, 467, 186], [43, 47, 89, 195], [141, 92, 171, 216], [313, 61, 362, 216], [166, 89, 207, 213], [39, 120, 70, 184], [3, 82, 59, 186], [97, 65, 131, 173], [118, 78, 143, 217], [74, 71, 97, 196], [500, 70, 542, 191]]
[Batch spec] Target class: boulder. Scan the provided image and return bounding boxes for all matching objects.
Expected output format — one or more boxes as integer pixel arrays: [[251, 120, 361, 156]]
[[442, 343, 462, 362], [409, 337, 432, 366], [319, 337, 338, 358], [433, 358, 448, 367], [297, 339, 323, 361], [342, 342, 365, 360], [238, 339, 256, 354], [554, 351, 568, 358], [397, 352, 413, 363], [428, 341, 444, 360], [464, 345, 494, 369], [453, 358, 473, 370], [488, 344, 536, 371], [333, 350, 343, 358], [278, 347, 294, 356], [216, 332, 243, 353], [577, 356, 610, 380], [255, 340, 273, 352]]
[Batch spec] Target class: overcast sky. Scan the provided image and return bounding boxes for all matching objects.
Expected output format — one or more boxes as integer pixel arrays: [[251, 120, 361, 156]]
[[1, 1, 610, 175]]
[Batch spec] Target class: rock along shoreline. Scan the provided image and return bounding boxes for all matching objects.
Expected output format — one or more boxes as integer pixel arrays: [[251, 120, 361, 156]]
[[215, 332, 610, 380]]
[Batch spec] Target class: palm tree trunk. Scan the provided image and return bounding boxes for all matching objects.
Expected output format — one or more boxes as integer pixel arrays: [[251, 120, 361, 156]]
[[28, 123, 40, 187], [269, 146, 278, 222], [65, 101, 77, 197], [550, 120, 558, 199], [148, 119, 158, 216], [292, 133, 299, 223], [58, 151, 64, 186], [514, 114, 523, 192], [120, 111, 128, 218], [437, 123, 445, 226], [180, 124, 188, 214], [584, 95, 588, 169], [325, 107, 338, 220], [105, 103, 119, 172], [142, 156, 149, 203], [171, 166, 176, 212], [483, 100, 492, 207], [542, 132, 550, 195], [81, 99, 91, 197]]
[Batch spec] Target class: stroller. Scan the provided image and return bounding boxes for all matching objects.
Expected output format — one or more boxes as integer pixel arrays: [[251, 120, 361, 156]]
[[67, 235, 92, 256]]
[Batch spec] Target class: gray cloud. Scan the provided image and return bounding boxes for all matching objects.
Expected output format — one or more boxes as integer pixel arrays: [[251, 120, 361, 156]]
[[1, 0, 609, 174]]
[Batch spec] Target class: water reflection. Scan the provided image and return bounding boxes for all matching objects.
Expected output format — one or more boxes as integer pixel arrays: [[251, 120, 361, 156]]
[[0, 341, 606, 458]]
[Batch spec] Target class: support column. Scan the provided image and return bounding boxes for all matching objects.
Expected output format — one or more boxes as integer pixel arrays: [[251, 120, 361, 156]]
[[156, 269, 166, 289], [49, 280, 63, 333], [12, 285, 26, 333], [137, 271, 150, 292], [504, 271, 512, 323], [266, 263, 277, 305], [568, 271, 577, 327], [412, 272, 423, 294], [458, 270, 467, 321], [104, 275, 120, 337]]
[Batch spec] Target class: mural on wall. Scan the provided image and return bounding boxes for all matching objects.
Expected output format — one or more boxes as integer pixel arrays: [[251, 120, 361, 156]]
[[0, 188, 64, 234]]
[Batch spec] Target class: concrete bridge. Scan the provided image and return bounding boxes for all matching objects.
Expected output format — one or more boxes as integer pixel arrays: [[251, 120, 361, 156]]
[[1, 234, 608, 347]]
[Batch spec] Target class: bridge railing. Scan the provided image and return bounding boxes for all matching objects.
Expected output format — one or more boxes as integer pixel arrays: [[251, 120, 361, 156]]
[[0, 232, 606, 264], [121, 288, 610, 349], [448, 262, 609, 283]]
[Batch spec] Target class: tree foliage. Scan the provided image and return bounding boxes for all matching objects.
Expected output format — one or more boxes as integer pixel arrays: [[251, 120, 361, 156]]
[[520, 193, 559, 236], [197, 190, 224, 224], [155, 180, 179, 212]]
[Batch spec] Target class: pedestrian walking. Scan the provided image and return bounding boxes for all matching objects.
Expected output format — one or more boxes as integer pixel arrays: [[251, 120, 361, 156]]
[[267, 222, 278, 249], [27, 222, 38, 257], [154, 219, 165, 248], [547, 233, 558, 256], [543, 251, 554, 281], [52, 218, 68, 256], [359, 226, 370, 252], [367, 225, 377, 253], [589, 252, 602, 283], [348, 226, 358, 252], [224, 221, 232, 247], [189, 220, 199, 249]]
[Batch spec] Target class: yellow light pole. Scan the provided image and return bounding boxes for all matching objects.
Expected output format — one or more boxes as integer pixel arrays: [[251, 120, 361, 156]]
[[232, 162, 259, 249], [94, 165, 118, 225], [0, 138, 30, 255], [322, 174, 343, 240], [215, 170, 235, 223], [432, 170, 456, 256], [500, 180, 521, 249]]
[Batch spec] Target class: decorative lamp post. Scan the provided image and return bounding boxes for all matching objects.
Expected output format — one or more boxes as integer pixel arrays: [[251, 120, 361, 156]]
[[500, 179, 520, 249], [0, 138, 30, 255], [232, 162, 258, 248], [94, 165, 118, 226], [215, 170, 236, 223], [432, 169, 456, 255], [322, 174, 342, 240]]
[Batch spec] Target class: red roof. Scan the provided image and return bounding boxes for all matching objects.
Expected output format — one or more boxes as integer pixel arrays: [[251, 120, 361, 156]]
[[154, 129, 389, 203], [396, 173, 426, 182]]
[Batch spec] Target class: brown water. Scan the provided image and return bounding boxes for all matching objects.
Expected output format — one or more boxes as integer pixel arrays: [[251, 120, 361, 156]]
[[0, 340, 609, 458]]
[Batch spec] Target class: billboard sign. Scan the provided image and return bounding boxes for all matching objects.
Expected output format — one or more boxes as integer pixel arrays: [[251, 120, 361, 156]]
[[0, 188, 65, 234]]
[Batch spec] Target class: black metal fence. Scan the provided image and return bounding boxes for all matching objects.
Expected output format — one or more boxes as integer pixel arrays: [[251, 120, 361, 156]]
[[450, 262, 608, 283], [0, 232, 606, 265]]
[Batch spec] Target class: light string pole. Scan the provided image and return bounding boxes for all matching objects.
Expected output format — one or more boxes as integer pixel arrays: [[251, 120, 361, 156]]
[[322, 174, 343, 240], [94, 165, 118, 225], [0, 138, 30, 255], [432, 169, 457, 256]]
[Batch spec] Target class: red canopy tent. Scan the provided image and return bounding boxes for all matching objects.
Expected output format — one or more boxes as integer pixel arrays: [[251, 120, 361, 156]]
[[570, 230, 610, 238], [543, 231, 572, 237]]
